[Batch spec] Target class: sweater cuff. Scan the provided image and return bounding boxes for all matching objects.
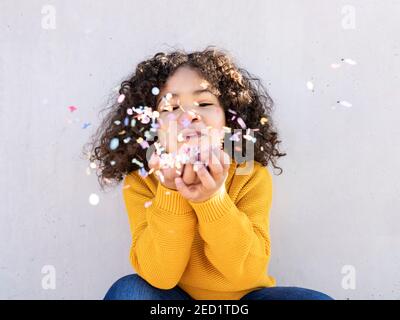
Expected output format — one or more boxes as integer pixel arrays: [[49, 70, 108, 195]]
[[153, 182, 193, 215], [189, 188, 235, 223]]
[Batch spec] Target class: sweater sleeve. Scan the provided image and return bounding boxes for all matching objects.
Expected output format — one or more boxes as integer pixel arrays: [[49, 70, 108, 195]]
[[189, 163, 273, 289], [122, 172, 197, 289]]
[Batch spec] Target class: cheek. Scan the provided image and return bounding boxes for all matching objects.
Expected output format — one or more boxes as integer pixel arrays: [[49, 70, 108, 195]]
[[206, 107, 225, 127]]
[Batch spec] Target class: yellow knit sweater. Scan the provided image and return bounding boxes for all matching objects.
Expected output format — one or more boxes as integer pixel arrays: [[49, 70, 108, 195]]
[[122, 160, 276, 300]]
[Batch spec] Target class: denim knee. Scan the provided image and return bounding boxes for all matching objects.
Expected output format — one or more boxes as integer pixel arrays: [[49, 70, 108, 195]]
[[103, 274, 155, 300], [241, 286, 334, 300], [103, 274, 192, 300]]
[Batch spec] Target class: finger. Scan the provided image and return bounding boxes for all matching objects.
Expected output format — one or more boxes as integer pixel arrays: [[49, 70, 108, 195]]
[[217, 148, 231, 173], [148, 152, 160, 170], [164, 167, 181, 181], [175, 177, 198, 200], [182, 164, 196, 185], [195, 162, 216, 190], [208, 150, 224, 181]]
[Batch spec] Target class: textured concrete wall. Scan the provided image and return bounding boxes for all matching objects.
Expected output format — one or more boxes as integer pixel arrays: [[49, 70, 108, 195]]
[[1, 0, 399, 299]]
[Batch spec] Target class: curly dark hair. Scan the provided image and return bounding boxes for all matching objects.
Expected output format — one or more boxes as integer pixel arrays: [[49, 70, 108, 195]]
[[83, 45, 286, 190]]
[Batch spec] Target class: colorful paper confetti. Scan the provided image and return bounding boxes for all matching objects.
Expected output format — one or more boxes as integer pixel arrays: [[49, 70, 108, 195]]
[[109, 137, 119, 150], [82, 122, 91, 129], [337, 100, 352, 108], [118, 94, 126, 103], [89, 193, 100, 206]]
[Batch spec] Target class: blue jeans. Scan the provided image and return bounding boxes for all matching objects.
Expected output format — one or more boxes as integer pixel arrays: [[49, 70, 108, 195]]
[[103, 274, 334, 300]]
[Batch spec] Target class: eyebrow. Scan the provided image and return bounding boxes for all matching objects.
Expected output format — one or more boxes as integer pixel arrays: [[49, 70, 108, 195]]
[[156, 89, 214, 106]]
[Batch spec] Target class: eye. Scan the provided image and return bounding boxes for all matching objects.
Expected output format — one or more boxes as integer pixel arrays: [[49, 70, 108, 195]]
[[198, 103, 212, 107], [161, 105, 180, 112]]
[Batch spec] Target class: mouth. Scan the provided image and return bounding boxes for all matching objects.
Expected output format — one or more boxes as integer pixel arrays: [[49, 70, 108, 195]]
[[184, 132, 206, 141]]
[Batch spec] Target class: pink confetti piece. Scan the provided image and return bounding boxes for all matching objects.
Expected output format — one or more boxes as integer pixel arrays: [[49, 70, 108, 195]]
[[237, 117, 247, 129], [144, 201, 152, 208], [139, 140, 149, 149], [118, 94, 125, 103], [68, 106, 77, 112], [331, 63, 341, 69], [228, 109, 237, 114]]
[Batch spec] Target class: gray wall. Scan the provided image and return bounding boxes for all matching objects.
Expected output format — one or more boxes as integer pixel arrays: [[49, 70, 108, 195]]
[[1, 0, 399, 299]]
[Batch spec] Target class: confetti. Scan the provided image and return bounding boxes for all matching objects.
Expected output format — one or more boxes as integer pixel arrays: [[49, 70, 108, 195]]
[[228, 109, 237, 115], [131, 119, 136, 127], [140, 140, 149, 149], [155, 170, 165, 183], [89, 162, 97, 169], [229, 132, 241, 142], [118, 94, 125, 103], [237, 117, 247, 129], [123, 137, 131, 143], [343, 58, 357, 65], [124, 116, 129, 126], [144, 201, 152, 208], [82, 122, 91, 129], [131, 158, 144, 167], [243, 134, 257, 143], [114, 120, 121, 125], [177, 133, 185, 142], [139, 167, 148, 177], [127, 108, 133, 115], [306, 81, 314, 91], [165, 191, 171, 195], [181, 118, 191, 128], [260, 117, 268, 125], [68, 106, 77, 112], [109, 137, 119, 150], [331, 63, 341, 69], [151, 87, 160, 95], [110, 160, 116, 166], [89, 193, 100, 206], [337, 100, 352, 108]]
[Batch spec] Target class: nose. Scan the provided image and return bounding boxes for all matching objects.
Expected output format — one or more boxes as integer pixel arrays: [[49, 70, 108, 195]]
[[178, 106, 200, 126]]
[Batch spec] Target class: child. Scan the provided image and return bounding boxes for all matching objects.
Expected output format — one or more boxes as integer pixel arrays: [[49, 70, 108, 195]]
[[85, 46, 333, 300]]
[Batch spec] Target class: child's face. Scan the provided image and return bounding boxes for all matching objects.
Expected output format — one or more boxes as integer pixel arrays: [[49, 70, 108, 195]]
[[156, 66, 226, 153]]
